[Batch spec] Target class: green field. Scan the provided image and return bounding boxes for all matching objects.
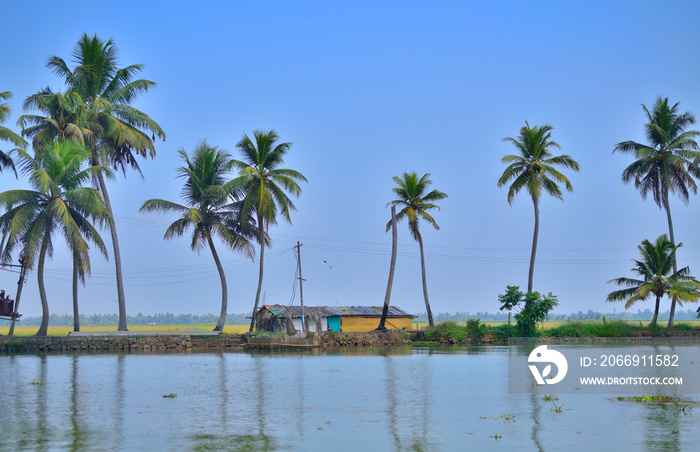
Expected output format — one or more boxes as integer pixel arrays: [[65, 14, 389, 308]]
[[412, 319, 700, 330]]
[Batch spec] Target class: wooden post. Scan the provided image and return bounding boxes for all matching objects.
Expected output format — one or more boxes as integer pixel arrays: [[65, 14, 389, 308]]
[[9, 259, 26, 337], [297, 241, 307, 334]]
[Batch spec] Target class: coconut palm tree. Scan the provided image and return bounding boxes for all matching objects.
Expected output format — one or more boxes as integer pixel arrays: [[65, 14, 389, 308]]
[[231, 130, 307, 332], [377, 205, 398, 331], [614, 97, 700, 326], [0, 140, 109, 335], [0, 91, 26, 174], [386, 172, 447, 328], [140, 141, 256, 331], [498, 122, 580, 293], [607, 234, 700, 327], [19, 89, 90, 149], [22, 33, 166, 331]]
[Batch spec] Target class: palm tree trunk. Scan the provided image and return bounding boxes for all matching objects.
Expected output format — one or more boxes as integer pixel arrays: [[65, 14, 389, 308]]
[[663, 189, 678, 327], [528, 198, 540, 293], [72, 254, 80, 332], [378, 206, 397, 331], [417, 231, 434, 328], [651, 294, 661, 327], [208, 235, 228, 332], [96, 172, 128, 331], [36, 227, 51, 336], [248, 220, 265, 333]]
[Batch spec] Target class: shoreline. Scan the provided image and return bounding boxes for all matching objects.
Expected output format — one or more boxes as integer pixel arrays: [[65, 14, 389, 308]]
[[3, 328, 700, 353]]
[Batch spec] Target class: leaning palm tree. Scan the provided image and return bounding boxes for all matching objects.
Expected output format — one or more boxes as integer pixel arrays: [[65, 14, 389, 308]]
[[377, 205, 398, 331], [614, 97, 700, 326], [22, 33, 166, 331], [498, 122, 580, 293], [0, 91, 26, 174], [607, 235, 700, 327], [231, 130, 307, 332], [386, 172, 447, 328], [0, 140, 109, 336], [141, 141, 256, 331]]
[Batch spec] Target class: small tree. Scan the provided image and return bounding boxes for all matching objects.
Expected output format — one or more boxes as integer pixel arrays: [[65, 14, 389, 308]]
[[498, 285, 558, 337]]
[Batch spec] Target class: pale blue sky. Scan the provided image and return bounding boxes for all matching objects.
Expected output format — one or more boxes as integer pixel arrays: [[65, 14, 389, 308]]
[[2, 0, 699, 318]]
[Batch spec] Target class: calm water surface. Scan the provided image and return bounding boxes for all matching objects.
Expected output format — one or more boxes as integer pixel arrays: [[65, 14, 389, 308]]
[[0, 346, 696, 451]]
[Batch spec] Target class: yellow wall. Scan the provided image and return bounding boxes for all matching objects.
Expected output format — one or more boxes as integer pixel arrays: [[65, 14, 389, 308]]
[[340, 317, 412, 332]]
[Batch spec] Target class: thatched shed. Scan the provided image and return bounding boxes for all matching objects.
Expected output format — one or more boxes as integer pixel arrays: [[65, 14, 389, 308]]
[[254, 305, 413, 334]]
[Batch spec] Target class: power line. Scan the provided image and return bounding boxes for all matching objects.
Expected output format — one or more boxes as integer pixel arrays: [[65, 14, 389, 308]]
[[116, 215, 700, 252]]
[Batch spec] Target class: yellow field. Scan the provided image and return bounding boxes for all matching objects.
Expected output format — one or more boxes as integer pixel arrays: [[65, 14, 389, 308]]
[[411, 319, 700, 330], [5, 319, 699, 336], [1, 323, 250, 336]]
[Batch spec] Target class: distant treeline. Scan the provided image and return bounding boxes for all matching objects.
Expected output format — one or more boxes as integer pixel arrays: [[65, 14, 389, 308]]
[[4, 308, 699, 327], [415, 308, 700, 323], [1, 312, 250, 326]]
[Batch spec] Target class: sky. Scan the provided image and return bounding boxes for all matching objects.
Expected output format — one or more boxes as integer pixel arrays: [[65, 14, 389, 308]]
[[1, 0, 699, 319]]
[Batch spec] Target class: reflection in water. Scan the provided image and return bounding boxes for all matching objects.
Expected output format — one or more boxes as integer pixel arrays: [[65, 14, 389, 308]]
[[253, 355, 276, 451], [70, 355, 85, 451], [384, 352, 433, 452], [643, 403, 681, 452], [642, 343, 681, 452], [0, 346, 698, 451], [386, 355, 400, 450], [295, 354, 305, 439], [529, 393, 544, 452], [218, 352, 228, 428], [113, 353, 126, 449], [189, 433, 285, 451]]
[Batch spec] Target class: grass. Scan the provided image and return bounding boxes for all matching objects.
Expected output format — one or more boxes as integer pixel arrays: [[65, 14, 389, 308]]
[[417, 318, 699, 343]]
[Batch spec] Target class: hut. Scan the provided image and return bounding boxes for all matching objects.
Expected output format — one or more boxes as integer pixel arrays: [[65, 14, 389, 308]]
[[0, 290, 20, 320], [254, 305, 330, 335], [254, 305, 413, 334]]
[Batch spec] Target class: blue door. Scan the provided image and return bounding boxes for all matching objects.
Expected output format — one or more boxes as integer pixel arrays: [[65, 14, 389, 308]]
[[327, 316, 341, 332]]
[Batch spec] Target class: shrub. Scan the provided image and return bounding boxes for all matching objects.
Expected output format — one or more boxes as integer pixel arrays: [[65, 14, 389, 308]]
[[545, 320, 637, 338], [425, 321, 467, 343], [465, 318, 488, 339], [595, 320, 635, 337], [491, 324, 516, 341], [546, 322, 591, 338]]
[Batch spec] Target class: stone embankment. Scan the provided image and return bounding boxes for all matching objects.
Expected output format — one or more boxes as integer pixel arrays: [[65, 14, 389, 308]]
[[318, 330, 410, 346], [244, 330, 410, 349], [1, 330, 412, 353], [0, 331, 244, 353]]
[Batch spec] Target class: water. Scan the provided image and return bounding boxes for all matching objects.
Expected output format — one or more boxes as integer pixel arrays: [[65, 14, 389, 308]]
[[0, 346, 696, 451]]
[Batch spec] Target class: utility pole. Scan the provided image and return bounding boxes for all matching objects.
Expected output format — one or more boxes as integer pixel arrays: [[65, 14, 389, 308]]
[[297, 241, 307, 334], [9, 258, 26, 337]]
